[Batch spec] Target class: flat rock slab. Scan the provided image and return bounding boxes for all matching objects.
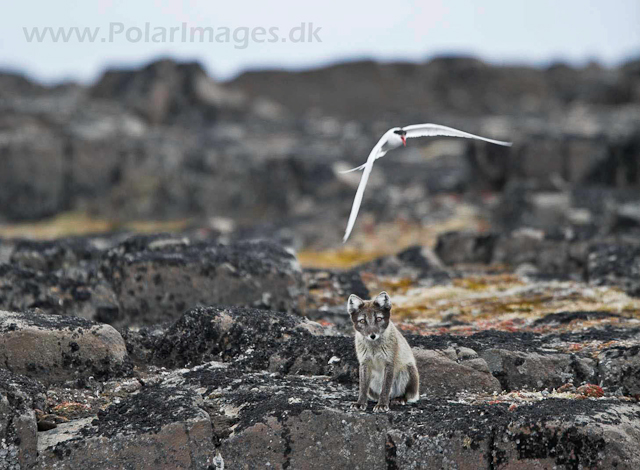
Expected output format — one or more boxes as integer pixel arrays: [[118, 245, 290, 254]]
[[36, 383, 214, 470], [480, 348, 597, 392], [26, 360, 640, 469], [414, 347, 502, 396], [0, 310, 129, 384], [102, 239, 307, 325], [186, 363, 640, 469]]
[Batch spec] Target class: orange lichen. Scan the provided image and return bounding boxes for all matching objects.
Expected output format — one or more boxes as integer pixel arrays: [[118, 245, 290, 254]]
[[577, 384, 604, 398]]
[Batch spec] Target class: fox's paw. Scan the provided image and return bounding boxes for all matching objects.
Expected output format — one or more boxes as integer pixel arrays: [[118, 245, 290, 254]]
[[350, 402, 367, 411], [373, 404, 389, 413]]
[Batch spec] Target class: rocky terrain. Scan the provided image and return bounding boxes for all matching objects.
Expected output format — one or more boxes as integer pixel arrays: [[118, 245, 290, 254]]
[[0, 56, 639, 468], [0, 231, 639, 469]]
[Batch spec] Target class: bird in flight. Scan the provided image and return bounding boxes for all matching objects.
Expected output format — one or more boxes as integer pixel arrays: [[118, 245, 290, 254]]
[[341, 123, 512, 242]]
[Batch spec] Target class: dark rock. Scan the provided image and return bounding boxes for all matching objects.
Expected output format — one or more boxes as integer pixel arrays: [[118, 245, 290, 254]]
[[598, 346, 640, 396], [1, 236, 310, 326], [0, 263, 123, 334], [0, 310, 130, 384], [36, 382, 214, 469], [614, 201, 640, 231], [0, 264, 98, 318], [491, 229, 577, 278], [304, 268, 369, 300], [435, 230, 640, 296], [435, 231, 498, 265], [408, 329, 547, 353], [435, 229, 583, 278], [355, 245, 450, 284], [0, 71, 47, 98], [0, 369, 45, 469], [101, 238, 307, 326], [184, 363, 640, 469], [90, 59, 243, 124], [335, 270, 370, 299], [556, 326, 640, 345], [533, 310, 622, 325], [0, 123, 66, 221], [413, 347, 502, 396], [229, 57, 640, 118], [2, 58, 640, 228], [587, 242, 640, 295], [151, 306, 345, 372], [8, 237, 107, 275], [37, 420, 58, 432], [119, 325, 168, 365], [220, 406, 388, 469], [480, 348, 597, 392]]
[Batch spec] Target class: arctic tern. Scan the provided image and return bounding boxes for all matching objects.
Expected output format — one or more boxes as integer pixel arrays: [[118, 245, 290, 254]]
[[342, 123, 512, 242]]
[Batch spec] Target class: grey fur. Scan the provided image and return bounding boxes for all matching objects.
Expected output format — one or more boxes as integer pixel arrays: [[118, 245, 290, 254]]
[[348, 292, 420, 412]]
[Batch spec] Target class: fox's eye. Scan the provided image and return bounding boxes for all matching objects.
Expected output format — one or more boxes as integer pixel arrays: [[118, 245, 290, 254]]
[[375, 317, 383, 322], [358, 319, 366, 324]]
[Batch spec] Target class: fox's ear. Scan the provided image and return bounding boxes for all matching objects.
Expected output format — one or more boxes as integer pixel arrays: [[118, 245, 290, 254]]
[[347, 294, 364, 315], [374, 291, 391, 310]]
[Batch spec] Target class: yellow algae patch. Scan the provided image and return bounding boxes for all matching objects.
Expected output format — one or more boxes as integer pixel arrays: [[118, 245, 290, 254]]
[[300, 202, 488, 269], [379, 277, 418, 294], [0, 212, 113, 239], [452, 274, 522, 291], [344, 203, 487, 249], [0, 211, 191, 239], [389, 279, 640, 322], [297, 248, 384, 269]]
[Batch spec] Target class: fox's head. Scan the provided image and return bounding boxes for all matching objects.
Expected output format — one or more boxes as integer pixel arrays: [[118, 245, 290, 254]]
[[348, 291, 392, 341]]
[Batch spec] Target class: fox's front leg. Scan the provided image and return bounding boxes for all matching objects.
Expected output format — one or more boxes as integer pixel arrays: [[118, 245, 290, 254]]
[[373, 363, 394, 412], [351, 362, 371, 410]]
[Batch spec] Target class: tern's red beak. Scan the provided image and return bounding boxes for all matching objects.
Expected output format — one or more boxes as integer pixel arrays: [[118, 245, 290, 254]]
[[401, 135, 406, 146]]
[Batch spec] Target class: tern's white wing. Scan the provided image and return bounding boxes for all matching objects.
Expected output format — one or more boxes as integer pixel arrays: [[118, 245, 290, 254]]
[[342, 132, 389, 242], [404, 123, 512, 146], [339, 162, 367, 173]]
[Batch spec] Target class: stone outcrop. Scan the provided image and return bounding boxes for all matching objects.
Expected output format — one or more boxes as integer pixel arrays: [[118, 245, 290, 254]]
[[435, 229, 640, 296], [354, 245, 451, 285], [101, 239, 306, 325], [0, 235, 308, 326], [598, 345, 640, 397], [413, 347, 502, 396], [480, 348, 597, 392], [36, 382, 214, 469], [0, 310, 129, 384], [90, 59, 244, 124]]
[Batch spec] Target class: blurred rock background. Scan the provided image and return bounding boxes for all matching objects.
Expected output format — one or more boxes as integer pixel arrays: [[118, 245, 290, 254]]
[[1, 56, 639, 253]]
